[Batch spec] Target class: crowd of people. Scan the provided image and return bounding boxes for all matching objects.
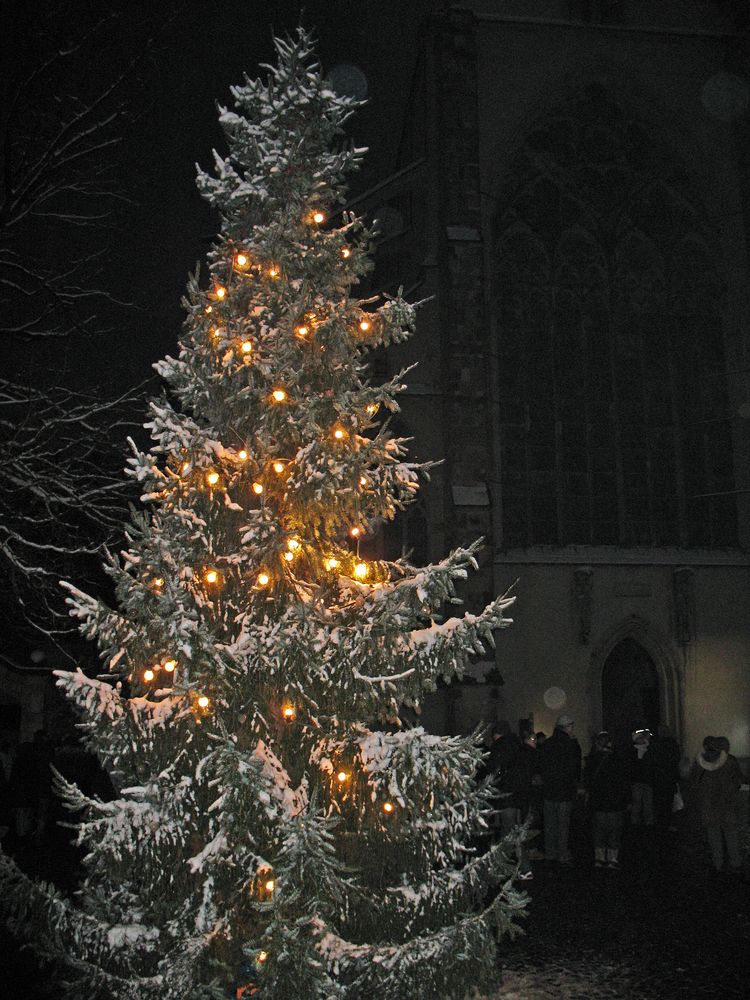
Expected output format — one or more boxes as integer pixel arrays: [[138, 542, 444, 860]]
[[481, 714, 747, 880]]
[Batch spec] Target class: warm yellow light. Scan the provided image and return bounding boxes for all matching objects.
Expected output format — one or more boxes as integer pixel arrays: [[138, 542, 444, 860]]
[[324, 557, 340, 571], [282, 703, 296, 721], [197, 695, 210, 709], [383, 801, 394, 814], [354, 562, 368, 579], [312, 210, 325, 224], [333, 425, 347, 441], [252, 482, 264, 495], [164, 659, 177, 673], [205, 305, 213, 315], [153, 577, 165, 588], [295, 324, 309, 338], [287, 538, 301, 551], [284, 551, 294, 562], [235, 253, 249, 268], [366, 403, 378, 416], [359, 318, 371, 333], [337, 770, 349, 783], [268, 265, 280, 279], [349, 527, 361, 538], [257, 950, 269, 964], [359, 476, 368, 487], [238, 449, 248, 462], [272, 461, 285, 474], [271, 388, 287, 403], [264, 879, 275, 893], [204, 569, 219, 585], [341, 246, 351, 259], [143, 669, 155, 682], [215, 285, 226, 299], [241, 340, 253, 354], [207, 471, 220, 486], [257, 571, 270, 587]]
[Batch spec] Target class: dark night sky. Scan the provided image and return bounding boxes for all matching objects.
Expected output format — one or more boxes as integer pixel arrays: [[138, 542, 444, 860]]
[[9, 1, 440, 394]]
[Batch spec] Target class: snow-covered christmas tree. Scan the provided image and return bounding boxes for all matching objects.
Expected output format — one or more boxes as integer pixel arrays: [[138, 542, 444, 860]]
[[1, 30, 525, 999]]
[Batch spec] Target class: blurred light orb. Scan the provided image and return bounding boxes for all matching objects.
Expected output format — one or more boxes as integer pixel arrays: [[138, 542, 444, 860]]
[[326, 63, 368, 101], [544, 686, 567, 710]]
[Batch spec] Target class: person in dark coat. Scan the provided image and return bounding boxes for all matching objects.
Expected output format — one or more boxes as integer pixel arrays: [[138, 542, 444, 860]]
[[650, 724, 681, 835], [584, 731, 629, 869], [538, 714, 581, 866], [629, 728, 656, 827], [690, 735, 743, 874]]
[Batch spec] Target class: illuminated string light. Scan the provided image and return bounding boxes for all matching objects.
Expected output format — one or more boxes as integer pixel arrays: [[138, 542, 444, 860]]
[[337, 770, 349, 784], [366, 403, 378, 416], [324, 557, 340, 571], [354, 562, 368, 579], [359, 476, 368, 487], [197, 695, 210, 709], [311, 210, 325, 224], [241, 340, 253, 355], [341, 246, 351, 259], [359, 318, 371, 333], [257, 571, 270, 587], [205, 305, 213, 315], [153, 577, 165, 588], [287, 538, 301, 551], [207, 471, 220, 487], [252, 482, 264, 495], [215, 285, 227, 300], [143, 669, 155, 682], [235, 253, 249, 268], [284, 551, 294, 562], [264, 879, 275, 893], [204, 569, 219, 585], [164, 659, 177, 673], [349, 527, 361, 538], [295, 323, 309, 339], [281, 703, 296, 721], [271, 388, 287, 403], [272, 461, 285, 474], [332, 425, 347, 441], [383, 801, 394, 814], [238, 449, 248, 462], [268, 265, 280, 279]]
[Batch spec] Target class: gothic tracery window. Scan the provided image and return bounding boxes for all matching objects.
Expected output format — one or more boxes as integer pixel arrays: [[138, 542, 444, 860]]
[[494, 84, 737, 549]]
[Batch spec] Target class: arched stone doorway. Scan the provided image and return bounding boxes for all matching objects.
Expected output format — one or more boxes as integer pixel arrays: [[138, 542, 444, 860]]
[[602, 637, 660, 749]]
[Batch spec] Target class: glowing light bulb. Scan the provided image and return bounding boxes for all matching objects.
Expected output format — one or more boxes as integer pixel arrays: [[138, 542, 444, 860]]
[[295, 324, 309, 338], [287, 538, 300, 552], [354, 562, 368, 579], [349, 527, 361, 538], [337, 770, 349, 783], [383, 801, 394, 814], [205, 305, 213, 315], [257, 951, 269, 964], [359, 476, 368, 487], [235, 253, 249, 268], [341, 247, 351, 259], [272, 461, 285, 474], [197, 695, 210, 709], [204, 569, 219, 585], [153, 577, 165, 588], [207, 471, 220, 486], [282, 703, 296, 721], [284, 551, 294, 562], [312, 210, 325, 224], [366, 403, 378, 416], [265, 879, 275, 893], [333, 425, 347, 441], [252, 482, 264, 495], [359, 318, 371, 333], [238, 449, 248, 462], [143, 669, 155, 682], [164, 659, 176, 673], [215, 286, 226, 300], [271, 388, 287, 403], [268, 265, 280, 279], [257, 571, 270, 587], [241, 340, 253, 354], [324, 557, 340, 571]]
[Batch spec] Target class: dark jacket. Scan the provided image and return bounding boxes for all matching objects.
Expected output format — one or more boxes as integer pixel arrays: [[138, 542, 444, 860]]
[[689, 751, 743, 827], [584, 748, 629, 812], [629, 742, 656, 786], [539, 727, 581, 801]]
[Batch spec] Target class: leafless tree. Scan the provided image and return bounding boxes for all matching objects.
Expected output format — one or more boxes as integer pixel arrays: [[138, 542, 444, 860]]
[[0, 4, 170, 646]]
